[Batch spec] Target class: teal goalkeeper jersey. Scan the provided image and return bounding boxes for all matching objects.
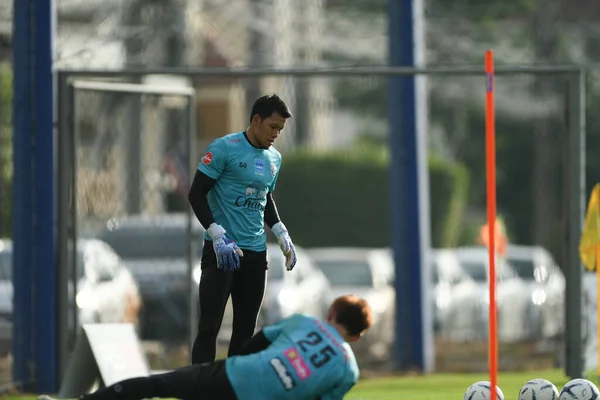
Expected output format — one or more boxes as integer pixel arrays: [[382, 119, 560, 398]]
[[198, 132, 282, 252], [225, 314, 360, 400]]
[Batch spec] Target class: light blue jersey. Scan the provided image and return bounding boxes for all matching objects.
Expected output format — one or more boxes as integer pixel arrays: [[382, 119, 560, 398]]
[[226, 314, 359, 400], [198, 132, 282, 251]]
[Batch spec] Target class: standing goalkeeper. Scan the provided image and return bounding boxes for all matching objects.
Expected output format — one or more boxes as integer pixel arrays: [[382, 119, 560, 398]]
[[188, 94, 298, 364]]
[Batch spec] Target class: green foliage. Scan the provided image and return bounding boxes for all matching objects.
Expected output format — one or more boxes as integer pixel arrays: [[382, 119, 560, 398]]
[[274, 145, 470, 249], [429, 155, 470, 247], [586, 84, 600, 197], [432, 0, 539, 21], [0, 64, 11, 238], [331, 75, 387, 119], [325, 0, 386, 16], [329, 72, 573, 259], [325, 0, 600, 266]]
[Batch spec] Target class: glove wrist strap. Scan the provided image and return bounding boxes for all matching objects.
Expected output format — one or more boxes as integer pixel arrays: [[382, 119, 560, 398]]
[[271, 221, 288, 239], [207, 223, 226, 241]]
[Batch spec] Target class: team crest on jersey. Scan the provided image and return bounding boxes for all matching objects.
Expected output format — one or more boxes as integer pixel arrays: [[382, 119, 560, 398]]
[[255, 159, 265, 175], [270, 163, 277, 177], [201, 152, 213, 165]]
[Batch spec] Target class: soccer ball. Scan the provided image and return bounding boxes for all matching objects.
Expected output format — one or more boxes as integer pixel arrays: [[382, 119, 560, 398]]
[[519, 378, 559, 400], [560, 379, 600, 400], [464, 381, 504, 400]]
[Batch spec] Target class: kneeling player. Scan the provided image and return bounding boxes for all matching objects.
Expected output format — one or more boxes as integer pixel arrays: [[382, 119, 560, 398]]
[[39, 294, 372, 400]]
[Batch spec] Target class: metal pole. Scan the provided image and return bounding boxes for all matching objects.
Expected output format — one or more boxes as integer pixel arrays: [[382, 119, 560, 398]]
[[56, 65, 583, 79], [565, 69, 586, 379], [579, 70, 588, 376], [70, 83, 79, 352], [388, 0, 429, 372], [70, 80, 195, 96], [187, 93, 198, 354], [32, 0, 58, 389], [56, 72, 71, 383], [54, 63, 588, 373], [12, 0, 34, 388]]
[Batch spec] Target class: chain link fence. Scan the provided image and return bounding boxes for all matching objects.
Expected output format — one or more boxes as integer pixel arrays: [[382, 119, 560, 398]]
[[0, 65, 10, 389], [0, 0, 594, 388], [0, 0, 12, 388], [57, 78, 198, 372], [54, 66, 584, 376]]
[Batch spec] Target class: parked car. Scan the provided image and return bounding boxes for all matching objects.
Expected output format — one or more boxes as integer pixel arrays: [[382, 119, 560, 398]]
[[369, 248, 486, 342], [0, 241, 12, 354], [307, 247, 395, 361], [0, 238, 142, 354], [94, 213, 204, 343], [583, 271, 597, 370], [504, 244, 565, 339], [262, 244, 331, 325], [431, 249, 487, 342], [453, 246, 542, 342], [196, 244, 331, 345]]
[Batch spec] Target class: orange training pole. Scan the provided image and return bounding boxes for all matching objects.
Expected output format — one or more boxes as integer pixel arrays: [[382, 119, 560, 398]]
[[485, 49, 499, 398]]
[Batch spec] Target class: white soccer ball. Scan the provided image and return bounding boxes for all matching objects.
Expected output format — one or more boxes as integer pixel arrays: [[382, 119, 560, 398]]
[[519, 378, 559, 400], [464, 381, 505, 400], [560, 379, 600, 400]]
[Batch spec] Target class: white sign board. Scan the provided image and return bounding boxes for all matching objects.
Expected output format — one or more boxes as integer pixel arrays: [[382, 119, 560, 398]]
[[59, 324, 150, 398]]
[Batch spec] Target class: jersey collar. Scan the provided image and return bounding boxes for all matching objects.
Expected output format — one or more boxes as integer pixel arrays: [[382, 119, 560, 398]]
[[323, 321, 348, 344], [242, 131, 269, 151]]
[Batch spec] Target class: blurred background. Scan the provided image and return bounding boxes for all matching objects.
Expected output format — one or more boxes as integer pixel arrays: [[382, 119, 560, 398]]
[[1, 0, 600, 390]]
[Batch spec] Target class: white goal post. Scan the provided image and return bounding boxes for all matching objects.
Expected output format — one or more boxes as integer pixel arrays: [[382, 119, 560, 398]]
[[56, 78, 199, 377]]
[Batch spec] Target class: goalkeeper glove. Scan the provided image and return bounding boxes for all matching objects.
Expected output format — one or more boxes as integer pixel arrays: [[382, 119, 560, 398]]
[[207, 223, 244, 272], [271, 222, 297, 271]]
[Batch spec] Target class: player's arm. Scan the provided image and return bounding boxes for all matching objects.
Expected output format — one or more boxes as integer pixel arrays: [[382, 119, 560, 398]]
[[319, 367, 359, 400], [189, 138, 227, 229], [189, 140, 243, 272], [236, 330, 271, 356], [188, 170, 217, 229], [240, 313, 299, 355], [266, 167, 297, 271], [264, 193, 281, 228], [236, 314, 300, 355]]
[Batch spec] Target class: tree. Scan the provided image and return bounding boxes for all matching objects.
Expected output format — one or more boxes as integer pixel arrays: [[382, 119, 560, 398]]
[[0, 64, 11, 238]]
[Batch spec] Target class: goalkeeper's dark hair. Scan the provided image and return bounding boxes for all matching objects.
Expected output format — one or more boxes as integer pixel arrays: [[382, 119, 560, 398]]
[[249, 94, 292, 123], [330, 295, 372, 337]]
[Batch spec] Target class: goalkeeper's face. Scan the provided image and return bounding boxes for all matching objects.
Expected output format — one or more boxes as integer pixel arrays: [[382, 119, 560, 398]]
[[254, 113, 287, 149]]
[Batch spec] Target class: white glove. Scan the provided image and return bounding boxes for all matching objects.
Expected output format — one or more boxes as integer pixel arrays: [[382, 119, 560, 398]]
[[271, 222, 297, 271], [207, 223, 244, 272]]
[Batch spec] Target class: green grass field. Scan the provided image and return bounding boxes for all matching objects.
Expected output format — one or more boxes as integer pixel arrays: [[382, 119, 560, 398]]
[[2, 369, 596, 400], [345, 369, 591, 399]]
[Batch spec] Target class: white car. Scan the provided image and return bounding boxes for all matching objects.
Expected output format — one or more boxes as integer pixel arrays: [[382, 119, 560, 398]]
[[73, 239, 143, 328], [504, 244, 565, 339], [584, 271, 597, 370], [207, 244, 331, 344], [431, 249, 487, 342], [307, 247, 395, 361], [378, 248, 487, 342], [260, 244, 331, 325], [453, 246, 542, 343], [97, 213, 204, 342], [0, 238, 142, 354]]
